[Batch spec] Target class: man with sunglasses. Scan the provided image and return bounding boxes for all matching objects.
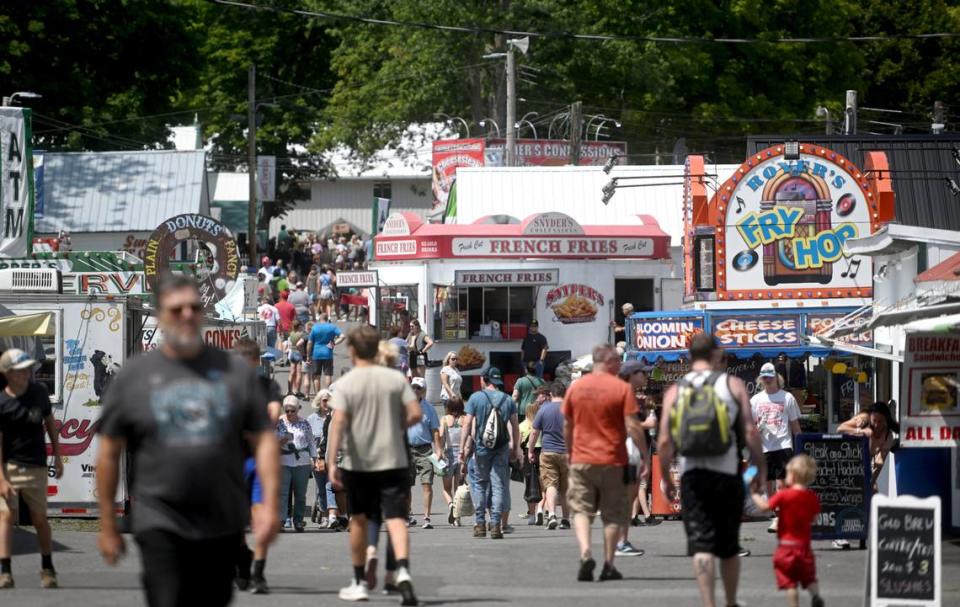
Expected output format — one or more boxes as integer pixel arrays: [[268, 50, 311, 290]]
[[96, 273, 280, 607]]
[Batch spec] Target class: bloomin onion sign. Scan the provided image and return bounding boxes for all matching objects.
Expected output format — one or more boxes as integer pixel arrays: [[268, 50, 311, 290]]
[[632, 315, 704, 353]]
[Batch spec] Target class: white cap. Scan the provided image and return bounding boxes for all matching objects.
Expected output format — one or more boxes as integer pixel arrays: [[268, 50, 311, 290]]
[[0, 349, 36, 373], [758, 362, 777, 378], [410, 377, 426, 389]]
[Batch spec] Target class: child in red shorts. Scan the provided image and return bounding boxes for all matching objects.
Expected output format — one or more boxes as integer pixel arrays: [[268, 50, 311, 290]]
[[751, 454, 825, 607]]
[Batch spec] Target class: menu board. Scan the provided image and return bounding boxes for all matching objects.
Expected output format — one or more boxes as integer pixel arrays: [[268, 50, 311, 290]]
[[795, 433, 871, 540], [870, 494, 941, 607]]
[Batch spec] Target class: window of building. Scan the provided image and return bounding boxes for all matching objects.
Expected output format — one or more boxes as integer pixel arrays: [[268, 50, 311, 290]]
[[434, 285, 535, 340], [373, 181, 392, 200], [379, 285, 418, 337]]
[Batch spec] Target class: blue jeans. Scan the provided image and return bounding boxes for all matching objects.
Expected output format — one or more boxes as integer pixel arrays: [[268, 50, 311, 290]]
[[470, 447, 510, 525], [534, 361, 544, 378], [313, 470, 334, 511], [280, 465, 311, 524]]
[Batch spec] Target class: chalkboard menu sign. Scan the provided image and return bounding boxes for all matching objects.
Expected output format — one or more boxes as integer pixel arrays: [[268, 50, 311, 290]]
[[795, 433, 871, 540], [870, 494, 941, 607]]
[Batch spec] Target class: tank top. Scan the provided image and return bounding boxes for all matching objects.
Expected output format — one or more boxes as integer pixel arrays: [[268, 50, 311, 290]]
[[446, 417, 463, 458], [677, 370, 740, 476]]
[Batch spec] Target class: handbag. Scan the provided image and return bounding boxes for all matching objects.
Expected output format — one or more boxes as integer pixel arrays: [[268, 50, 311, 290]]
[[430, 453, 449, 477], [524, 463, 542, 503], [510, 460, 525, 483], [453, 482, 474, 518]]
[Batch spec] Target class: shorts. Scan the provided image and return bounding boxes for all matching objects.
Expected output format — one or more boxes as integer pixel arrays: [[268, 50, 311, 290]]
[[680, 469, 744, 558], [289, 351, 303, 364], [539, 452, 569, 496], [566, 463, 629, 526], [313, 358, 334, 376], [342, 468, 410, 520], [773, 544, 817, 589], [408, 444, 435, 486], [243, 458, 263, 505], [0, 463, 47, 515], [765, 448, 795, 481]]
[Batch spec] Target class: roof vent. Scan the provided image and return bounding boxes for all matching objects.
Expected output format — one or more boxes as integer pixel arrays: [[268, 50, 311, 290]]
[[0, 269, 62, 293]]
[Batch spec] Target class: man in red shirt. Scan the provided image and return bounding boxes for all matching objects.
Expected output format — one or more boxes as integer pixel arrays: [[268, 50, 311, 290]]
[[562, 344, 649, 582], [274, 292, 296, 363], [750, 454, 824, 607]]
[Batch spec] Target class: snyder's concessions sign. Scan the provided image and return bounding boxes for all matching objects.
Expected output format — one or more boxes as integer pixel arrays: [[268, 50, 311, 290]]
[[455, 269, 558, 287], [546, 283, 604, 324], [712, 314, 801, 348], [902, 332, 960, 447]]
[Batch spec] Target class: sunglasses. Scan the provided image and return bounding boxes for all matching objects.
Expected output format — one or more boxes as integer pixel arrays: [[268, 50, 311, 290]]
[[284, 408, 298, 413], [164, 302, 203, 316]]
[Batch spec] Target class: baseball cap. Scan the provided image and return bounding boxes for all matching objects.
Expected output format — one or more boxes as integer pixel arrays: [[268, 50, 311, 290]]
[[0, 349, 36, 373], [758, 362, 777, 379], [282, 394, 300, 409], [529, 320, 539, 327], [482, 366, 504, 386], [619, 360, 654, 378], [410, 377, 426, 389]]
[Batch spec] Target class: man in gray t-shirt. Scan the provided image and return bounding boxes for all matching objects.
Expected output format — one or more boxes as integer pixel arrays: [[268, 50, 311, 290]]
[[95, 274, 280, 607], [327, 325, 421, 604]]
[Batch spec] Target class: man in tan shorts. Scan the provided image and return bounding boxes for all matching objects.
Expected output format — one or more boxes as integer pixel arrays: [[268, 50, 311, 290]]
[[562, 344, 649, 582], [527, 382, 570, 529], [0, 348, 63, 589]]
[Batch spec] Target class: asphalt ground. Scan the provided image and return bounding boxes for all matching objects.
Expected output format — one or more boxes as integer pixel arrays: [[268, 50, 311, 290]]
[[6, 335, 959, 606]]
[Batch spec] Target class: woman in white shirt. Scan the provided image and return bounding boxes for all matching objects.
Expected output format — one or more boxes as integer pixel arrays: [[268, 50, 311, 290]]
[[277, 395, 318, 532], [439, 351, 462, 401]]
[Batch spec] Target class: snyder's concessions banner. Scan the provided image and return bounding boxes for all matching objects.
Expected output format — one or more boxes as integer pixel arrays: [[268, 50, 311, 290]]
[[712, 313, 802, 348], [901, 332, 960, 447]]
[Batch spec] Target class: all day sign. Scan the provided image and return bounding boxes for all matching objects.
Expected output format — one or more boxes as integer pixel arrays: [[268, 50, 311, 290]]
[[0, 107, 34, 257]]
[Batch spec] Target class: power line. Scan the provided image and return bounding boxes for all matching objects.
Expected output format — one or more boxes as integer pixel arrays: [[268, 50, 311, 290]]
[[211, 0, 960, 45]]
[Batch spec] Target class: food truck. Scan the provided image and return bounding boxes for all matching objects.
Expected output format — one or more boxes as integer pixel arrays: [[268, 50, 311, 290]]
[[372, 211, 677, 396], [624, 145, 895, 431]]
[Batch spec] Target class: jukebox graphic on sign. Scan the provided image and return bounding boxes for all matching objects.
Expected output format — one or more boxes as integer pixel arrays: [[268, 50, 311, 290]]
[[718, 145, 879, 299]]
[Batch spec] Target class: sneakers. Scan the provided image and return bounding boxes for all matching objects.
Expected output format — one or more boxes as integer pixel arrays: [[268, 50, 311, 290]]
[[421, 517, 433, 530], [536, 511, 544, 526], [0, 573, 12, 589], [39, 568, 58, 589], [396, 567, 418, 606], [812, 595, 825, 607], [527, 514, 537, 526], [365, 553, 378, 590], [328, 517, 344, 531], [319, 517, 329, 528], [645, 515, 662, 526], [294, 521, 305, 533], [338, 579, 370, 601], [832, 539, 851, 550], [767, 517, 778, 533], [489, 522, 503, 539], [577, 557, 596, 582], [447, 503, 456, 525], [383, 571, 399, 594], [599, 563, 623, 581], [407, 517, 417, 528], [501, 524, 515, 534], [559, 518, 571, 530], [473, 524, 487, 539], [547, 515, 558, 530], [454, 517, 461, 527], [249, 575, 270, 594], [630, 515, 644, 527], [283, 518, 292, 530], [738, 546, 751, 557], [615, 541, 645, 557]]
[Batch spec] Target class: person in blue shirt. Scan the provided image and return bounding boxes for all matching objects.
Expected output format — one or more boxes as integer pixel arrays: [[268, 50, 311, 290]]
[[457, 367, 521, 539], [307, 313, 344, 392], [405, 377, 442, 529]]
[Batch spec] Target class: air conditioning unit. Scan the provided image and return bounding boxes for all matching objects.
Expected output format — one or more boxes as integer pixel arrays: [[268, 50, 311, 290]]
[[0, 269, 62, 293]]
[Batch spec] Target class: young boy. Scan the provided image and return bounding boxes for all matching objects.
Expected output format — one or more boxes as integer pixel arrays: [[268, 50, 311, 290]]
[[750, 454, 825, 607]]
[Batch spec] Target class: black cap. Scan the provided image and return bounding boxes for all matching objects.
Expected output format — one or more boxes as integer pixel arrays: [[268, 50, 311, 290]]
[[530, 320, 539, 327], [619, 360, 655, 378], [482, 366, 504, 386]]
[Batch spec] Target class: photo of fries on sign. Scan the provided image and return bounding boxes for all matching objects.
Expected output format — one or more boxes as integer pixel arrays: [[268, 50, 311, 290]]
[[546, 283, 604, 324]]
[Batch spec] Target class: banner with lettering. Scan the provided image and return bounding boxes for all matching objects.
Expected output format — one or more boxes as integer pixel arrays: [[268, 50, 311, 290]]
[[625, 311, 704, 362], [0, 107, 34, 257], [901, 331, 960, 447]]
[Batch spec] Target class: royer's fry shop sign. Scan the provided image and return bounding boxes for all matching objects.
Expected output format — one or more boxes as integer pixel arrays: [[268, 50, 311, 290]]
[[901, 332, 960, 447]]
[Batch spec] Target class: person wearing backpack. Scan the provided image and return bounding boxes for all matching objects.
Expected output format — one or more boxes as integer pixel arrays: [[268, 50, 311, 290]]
[[658, 333, 766, 607], [457, 367, 520, 540], [512, 361, 546, 420]]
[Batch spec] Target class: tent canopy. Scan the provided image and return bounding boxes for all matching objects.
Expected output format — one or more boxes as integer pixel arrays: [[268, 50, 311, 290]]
[[0, 312, 55, 337]]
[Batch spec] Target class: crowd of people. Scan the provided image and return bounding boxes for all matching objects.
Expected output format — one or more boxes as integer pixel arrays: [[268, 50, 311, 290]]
[[0, 273, 904, 607]]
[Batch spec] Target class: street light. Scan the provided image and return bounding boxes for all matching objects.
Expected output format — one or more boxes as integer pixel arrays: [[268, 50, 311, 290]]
[[479, 118, 500, 137], [433, 112, 470, 137], [2, 91, 42, 106], [515, 112, 539, 138], [593, 116, 622, 140]]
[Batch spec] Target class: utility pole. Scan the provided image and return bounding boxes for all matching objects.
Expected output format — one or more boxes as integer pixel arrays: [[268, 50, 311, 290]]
[[569, 101, 583, 165], [932, 100, 946, 134], [506, 44, 516, 167], [247, 64, 257, 265], [844, 89, 858, 135]]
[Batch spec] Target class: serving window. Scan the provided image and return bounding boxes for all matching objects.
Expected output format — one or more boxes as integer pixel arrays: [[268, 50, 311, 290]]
[[434, 286, 535, 341]]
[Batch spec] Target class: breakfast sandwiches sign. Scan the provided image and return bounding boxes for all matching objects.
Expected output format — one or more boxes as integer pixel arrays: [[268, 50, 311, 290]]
[[901, 332, 960, 447]]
